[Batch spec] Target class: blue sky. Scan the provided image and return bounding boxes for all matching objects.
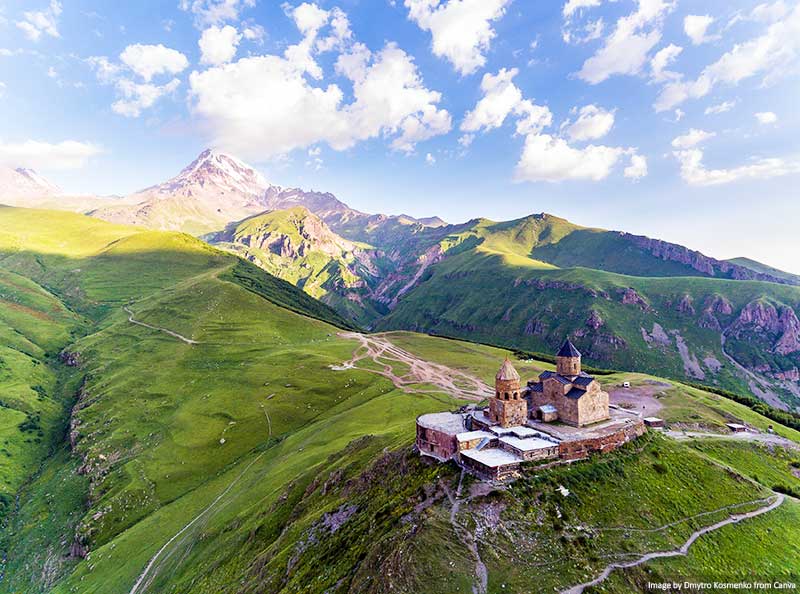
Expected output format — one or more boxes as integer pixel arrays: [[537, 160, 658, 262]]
[[1, 0, 799, 272]]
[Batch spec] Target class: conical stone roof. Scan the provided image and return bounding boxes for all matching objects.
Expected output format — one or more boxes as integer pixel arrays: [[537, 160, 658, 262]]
[[496, 358, 521, 381], [557, 339, 581, 358]]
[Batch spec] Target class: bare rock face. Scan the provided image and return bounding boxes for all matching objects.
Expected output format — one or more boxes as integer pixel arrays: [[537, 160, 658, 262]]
[[676, 294, 695, 315], [627, 234, 796, 285], [699, 294, 734, 330], [730, 300, 800, 355], [586, 310, 604, 330], [524, 318, 545, 336], [619, 288, 651, 311]]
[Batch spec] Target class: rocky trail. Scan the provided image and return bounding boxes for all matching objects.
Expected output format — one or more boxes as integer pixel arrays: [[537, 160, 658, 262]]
[[124, 306, 200, 345], [720, 329, 785, 410], [447, 470, 489, 594], [561, 494, 786, 594], [336, 332, 493, 401]]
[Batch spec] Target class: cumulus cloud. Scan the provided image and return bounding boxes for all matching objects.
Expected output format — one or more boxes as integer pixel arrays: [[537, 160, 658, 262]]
[[671, 128, 716, 148], [120, 44, 189, 82], [461, 68, 551, 134], [755, 111, 778, 124], [0, 139, 101, 170], [179, 0, 255, 27], [88, 44, 188, 117], [624, 153, 648, 179], [425, 152, 436, 165], [674, 148, 800, 185], [565, 104, 615, 141], [515, 134, 629, 182], [404, 0, 511, 75], [16, 0, 61, 42], [112, 78, 181, 118], [199, 25, 241, 65], [460, 67, 637, 182], [577, 0, 675, 84], [189, 42, 451, 158], [650, 44, 682, 82], [655, 5, 800, 112], [704, 100, 736, 115], [683, 15, 717, 45]]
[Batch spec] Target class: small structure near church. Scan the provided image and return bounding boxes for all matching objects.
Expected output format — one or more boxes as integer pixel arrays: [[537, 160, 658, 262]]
[[416, 339, 646, 481]]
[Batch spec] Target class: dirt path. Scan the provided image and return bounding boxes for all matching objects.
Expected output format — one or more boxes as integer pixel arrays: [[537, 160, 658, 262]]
[[128, 450, 265, 594], [664, 429, 800, 450], [561, 494, 785, 594], [720, 330, 785, 410], [447, 470, 488, 594], [336, 332, 493, 401], [124, 306, 199, 345]]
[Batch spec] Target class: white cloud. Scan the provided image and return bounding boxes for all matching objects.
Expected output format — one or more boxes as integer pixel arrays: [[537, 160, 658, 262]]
[[655, 5, 800, 112], [47, 66, 57, 78], [563, 18, 605, 44], [704, 100, 736, 114], [461, 68, 552, 136], [179, 0, 255, 27], [577, 0, 675, 84], [683, 15, 717, 45], [426, 152, 436, 165], [565, 104, 615, 141], [674, 108, 684, 121], [120, 44, 189, 82], [671, 128, 716, 148], [674, 148, 800, 185], [650, 44, 682, 82], [86, 56, 122, 83], [404, 0, 511, 75], [16, 0, 61, 42], [624, 153, 648, 179], [755, 111, 778, 124], [0, 139, 101, 170], [747, 1, 789, 24], [458, 133, 474, 147], [112, 78, 181, 118], [242, 24, 265, 43], [563, 0, 602, 19], [189, 42, 451, 159], [199, 25, 241, 65], [515, 134, 628, 182]]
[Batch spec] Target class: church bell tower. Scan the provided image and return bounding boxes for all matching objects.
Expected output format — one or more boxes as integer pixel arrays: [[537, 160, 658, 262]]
[[488, 358, 528, 427]]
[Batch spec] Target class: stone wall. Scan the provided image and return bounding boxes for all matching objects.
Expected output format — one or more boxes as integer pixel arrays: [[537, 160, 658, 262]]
[[501, 442, 559, 462], [416, 424, 458, 460], [489, 397, 528, 427], [558, 421, 646, 462], [460, 454, 521, 481], [577, 390, 610, 426]]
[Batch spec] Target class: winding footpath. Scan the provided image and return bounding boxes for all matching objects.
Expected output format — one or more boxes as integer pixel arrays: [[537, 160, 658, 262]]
[[561, 494, 786, 594], [336, 332, 493, 401], [448, 470, 489, 594], [124, 306, 200, 345]]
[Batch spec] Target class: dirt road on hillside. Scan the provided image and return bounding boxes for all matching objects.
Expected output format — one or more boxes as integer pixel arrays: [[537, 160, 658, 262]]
[[561, 494, 785, 594], [336, 333, 493, 401], [124, 306, 199, 345], [665, 429, 800, 450], [608, 381, 669, 418]]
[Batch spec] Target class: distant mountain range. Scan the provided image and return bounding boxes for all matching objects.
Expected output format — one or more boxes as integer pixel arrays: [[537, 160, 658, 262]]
[[2, 150, 799, 410]]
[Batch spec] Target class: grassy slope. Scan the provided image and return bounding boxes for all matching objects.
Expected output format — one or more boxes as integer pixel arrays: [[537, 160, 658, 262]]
[[728, 256, 800, 285], [2, 208, 798, 593]]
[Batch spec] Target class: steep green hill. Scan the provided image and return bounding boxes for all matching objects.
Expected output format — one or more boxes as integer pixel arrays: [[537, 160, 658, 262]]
[[1, 208, 798, 593], [728, 256, 800, 285]]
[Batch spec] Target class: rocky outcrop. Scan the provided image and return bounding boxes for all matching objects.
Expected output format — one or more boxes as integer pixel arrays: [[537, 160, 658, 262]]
[[586, 310, 604, 330], [626, 234, 797, 285], [619, 288, 651, 311], [59, 350, 82, 367], [676, 294, 695, 315], [524, 318, 545, 336], [699, 295, 734, 330], [729, 300, 800, 355]]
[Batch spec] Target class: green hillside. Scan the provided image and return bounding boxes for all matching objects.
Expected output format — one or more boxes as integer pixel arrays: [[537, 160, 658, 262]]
[[1, 207, 799, 593], [371, 215, 800, 411]]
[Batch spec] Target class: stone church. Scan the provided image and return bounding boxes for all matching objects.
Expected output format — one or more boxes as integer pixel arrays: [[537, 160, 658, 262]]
[[527, 340, 610, 427], [488, 340, 610, 428]]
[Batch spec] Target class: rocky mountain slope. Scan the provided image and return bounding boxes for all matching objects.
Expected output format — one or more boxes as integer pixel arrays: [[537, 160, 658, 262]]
[[0, 165, 62, 200]]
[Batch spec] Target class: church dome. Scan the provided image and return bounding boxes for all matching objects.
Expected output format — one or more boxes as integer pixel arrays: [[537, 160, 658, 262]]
[[496, 358, 520, 381]]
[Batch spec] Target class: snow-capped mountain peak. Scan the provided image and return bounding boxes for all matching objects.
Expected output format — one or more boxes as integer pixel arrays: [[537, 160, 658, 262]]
[[0, 166, 62, 201]]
